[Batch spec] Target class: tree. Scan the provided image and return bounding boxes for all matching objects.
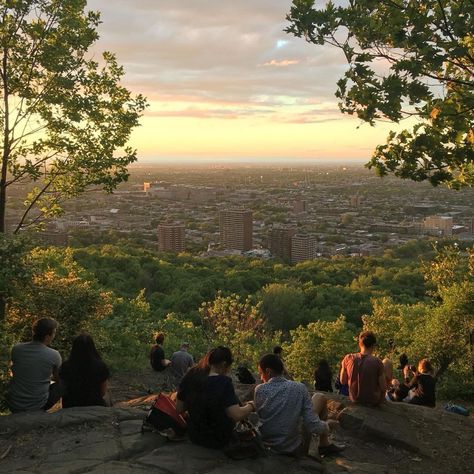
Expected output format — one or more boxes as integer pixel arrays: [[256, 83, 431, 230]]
[[0, 0, 147, 233], [260, 282, 307, 331], [285, 316, 355, 382], [199, 292, 279, 366], [286, 1, 474, 188]]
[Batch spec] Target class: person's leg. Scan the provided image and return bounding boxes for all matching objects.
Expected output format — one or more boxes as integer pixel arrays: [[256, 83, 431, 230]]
[[311, 393, 329, 446]]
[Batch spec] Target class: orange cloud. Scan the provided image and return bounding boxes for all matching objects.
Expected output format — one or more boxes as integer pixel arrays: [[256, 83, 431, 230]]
[[262, 59, 300, 67]]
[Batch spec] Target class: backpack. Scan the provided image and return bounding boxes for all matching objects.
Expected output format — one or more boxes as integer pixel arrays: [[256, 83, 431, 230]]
[[142, 393, 187, 436], [224, 420, 267, 460], [236, 366, 256, 385]]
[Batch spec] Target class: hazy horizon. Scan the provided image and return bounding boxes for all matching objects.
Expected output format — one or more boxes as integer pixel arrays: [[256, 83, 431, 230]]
[[88, 0, 413, 163]]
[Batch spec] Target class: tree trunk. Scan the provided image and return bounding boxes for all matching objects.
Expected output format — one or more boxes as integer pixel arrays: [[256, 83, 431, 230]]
[[0, 179, 6, 234], [0, 296, 5, 323], [1, 46, 10, 234]]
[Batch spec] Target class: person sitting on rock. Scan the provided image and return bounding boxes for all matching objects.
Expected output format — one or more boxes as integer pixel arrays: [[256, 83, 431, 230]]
[[176, 346, 255, 449], [170, 341, 194, 382], [255, 353, 344, 457], [314, 359, 333, 392], [150, 332, 171, 372], [59, 333, 110, 408], [340, 331, 386, 406], [404, 359, 436, 408], [7, 318, 62, 413]]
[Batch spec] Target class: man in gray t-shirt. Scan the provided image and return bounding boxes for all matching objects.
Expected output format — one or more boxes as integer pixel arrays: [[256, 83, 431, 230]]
[[170, 342, 194, 381], [7, 318, 62, 413]]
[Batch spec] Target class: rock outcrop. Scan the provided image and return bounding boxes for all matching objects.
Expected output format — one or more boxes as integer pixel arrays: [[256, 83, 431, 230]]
[[0, 391, 472, 473]]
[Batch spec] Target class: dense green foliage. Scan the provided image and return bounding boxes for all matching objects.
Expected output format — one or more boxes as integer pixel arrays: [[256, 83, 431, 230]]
[[1, 237, 473, 407], [286, 1, 474, 188], [72, 243, 430, 328]]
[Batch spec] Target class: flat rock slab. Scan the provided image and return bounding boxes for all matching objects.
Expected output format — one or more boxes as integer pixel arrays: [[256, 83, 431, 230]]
[[1, 399, 474, 474], [136, 442, 324, 474]]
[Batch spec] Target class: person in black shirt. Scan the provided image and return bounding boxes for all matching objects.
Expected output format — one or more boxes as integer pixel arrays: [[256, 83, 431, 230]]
[[314, 359, 333, 392], [176, 346, 255, 449], [406, 359, 436, 407], [150, 332, 171, 372], [59, 333, 109, 408]]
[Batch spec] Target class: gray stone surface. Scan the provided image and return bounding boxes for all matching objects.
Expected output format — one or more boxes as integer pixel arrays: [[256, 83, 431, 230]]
[[0, 398, 473, 473]]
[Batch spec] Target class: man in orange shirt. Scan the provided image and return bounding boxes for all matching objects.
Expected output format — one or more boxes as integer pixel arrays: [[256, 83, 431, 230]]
[[340, 331, 386, 406]]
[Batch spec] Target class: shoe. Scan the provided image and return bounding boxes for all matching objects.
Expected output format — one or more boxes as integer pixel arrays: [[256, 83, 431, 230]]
[[318, 443, 345, 456]]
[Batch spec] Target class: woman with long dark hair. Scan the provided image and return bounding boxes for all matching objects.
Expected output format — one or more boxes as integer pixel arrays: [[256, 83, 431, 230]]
[[314, 359, 333, 392], [59, 333, 110, 408], [176, 346, 254, 449]]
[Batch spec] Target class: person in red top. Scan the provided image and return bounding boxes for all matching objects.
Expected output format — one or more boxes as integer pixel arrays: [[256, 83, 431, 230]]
[[340, 331, 386, 406]]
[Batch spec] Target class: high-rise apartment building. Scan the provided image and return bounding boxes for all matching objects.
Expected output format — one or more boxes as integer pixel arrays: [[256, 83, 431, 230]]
[[158, 224, 185, 252], [350, 195, 362, 208], [269, 226, 296, 262], [219, 209, 253, 251], [291, 234, 317, 263], [293, 199, 307, 213], [423, 216, 453, 236]]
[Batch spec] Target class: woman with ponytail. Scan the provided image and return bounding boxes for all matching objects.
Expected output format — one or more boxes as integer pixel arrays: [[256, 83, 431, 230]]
[[176, 346, 254, 449]]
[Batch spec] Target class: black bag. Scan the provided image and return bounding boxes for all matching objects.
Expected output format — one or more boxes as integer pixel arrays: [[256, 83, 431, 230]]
[[142, 393, 187, 436], [224, 420, 267, 460], [236, 366, 256, 384]]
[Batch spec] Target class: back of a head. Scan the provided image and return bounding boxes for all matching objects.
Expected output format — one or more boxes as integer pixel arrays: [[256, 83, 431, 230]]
[[273, 346, 283, 356], [316, 359, 332, 377], [69, 333, 101, 366], [259, 353, 284, 375], [208, 346, 233, 368], [32, 318, 58, 342], [418, 358, 433, 375], [155, 332, 165, 345], [359, 331, 377, 349]]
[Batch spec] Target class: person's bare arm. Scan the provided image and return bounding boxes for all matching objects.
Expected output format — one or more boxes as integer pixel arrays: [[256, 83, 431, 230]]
[[51, 366, 60, 383], [100, 380, 108, 398], [340, 359, 348, 385], [225, 402, 254, 422], [378, 371, 387, 392]]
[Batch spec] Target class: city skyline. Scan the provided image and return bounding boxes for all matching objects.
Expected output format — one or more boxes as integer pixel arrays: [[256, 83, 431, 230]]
[[88, 0, 413, 164]]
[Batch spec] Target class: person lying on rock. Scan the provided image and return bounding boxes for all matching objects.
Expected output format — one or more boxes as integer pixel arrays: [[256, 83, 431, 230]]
[[339, 331, 387, 406], [176, 346, 255, 449], [255, 353, 344, 457], [7, 318, 62, 413], [59, 333, 110, 408]]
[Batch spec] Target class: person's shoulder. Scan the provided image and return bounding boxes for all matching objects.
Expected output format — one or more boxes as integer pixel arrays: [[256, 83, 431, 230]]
[[43, 345, 60, 357], [369, 354, 384, 365], [292, 380, 309, 393], [342, 352, 356, 363], [12, 341, 29, 353]]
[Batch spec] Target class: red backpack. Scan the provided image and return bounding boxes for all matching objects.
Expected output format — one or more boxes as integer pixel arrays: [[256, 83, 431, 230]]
[[143, 393, 187, 436]]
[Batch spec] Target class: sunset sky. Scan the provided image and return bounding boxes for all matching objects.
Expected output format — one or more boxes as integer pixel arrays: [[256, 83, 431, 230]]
[[88, 0, 409, 163]]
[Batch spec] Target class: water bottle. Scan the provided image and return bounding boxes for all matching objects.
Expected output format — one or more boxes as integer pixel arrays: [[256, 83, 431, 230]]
[[444, 403, 470, 417]]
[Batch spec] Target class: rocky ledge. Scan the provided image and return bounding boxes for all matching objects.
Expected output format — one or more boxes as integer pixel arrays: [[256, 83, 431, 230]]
[[0, 393, 472, 473]]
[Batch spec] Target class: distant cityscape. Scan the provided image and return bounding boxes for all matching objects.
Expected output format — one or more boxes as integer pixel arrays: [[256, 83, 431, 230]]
[[5, 164, 474, 262]]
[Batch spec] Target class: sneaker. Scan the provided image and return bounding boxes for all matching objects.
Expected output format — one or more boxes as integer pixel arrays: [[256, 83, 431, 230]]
[[318, 443, 345, 456]]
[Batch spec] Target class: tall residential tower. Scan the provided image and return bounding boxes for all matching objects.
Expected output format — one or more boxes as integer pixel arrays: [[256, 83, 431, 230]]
[[219, 209, 253, 251]]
